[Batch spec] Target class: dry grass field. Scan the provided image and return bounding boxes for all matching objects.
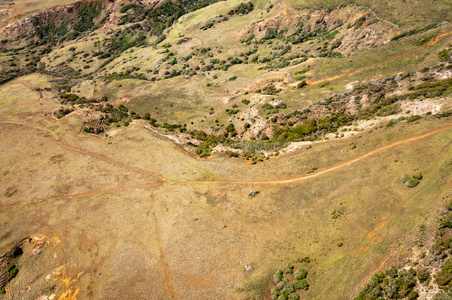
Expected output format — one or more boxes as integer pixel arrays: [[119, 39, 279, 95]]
[[0, 0, 451, 299], [0, 74, 451, 298]]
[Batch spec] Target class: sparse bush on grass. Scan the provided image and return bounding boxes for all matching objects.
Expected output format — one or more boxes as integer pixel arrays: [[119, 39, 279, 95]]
[[272, 264, 308, 299], [228, 2, 254, 16], [7, 264, 18, 278], [200, 22, 214, 30], [225, 109, 239, 115], [438, 49, 451, 62], [262, 83, 281, 95], [386, 116, 406, 128], [407, 115, 422, 122], [226, 151, 239, 157], [331, 210, 343, 219], [391, 23, 440, 41], [6, 264, 15, 272], [413, 172, 423, 180], [353, 16, 367, 29], [275, 103, 287, 109], [297, 80, 307, 89], [408, 78, 452, 100], [407, 290, 419, 300]]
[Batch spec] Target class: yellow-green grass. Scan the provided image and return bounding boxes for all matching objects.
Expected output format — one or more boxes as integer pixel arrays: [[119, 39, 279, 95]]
[[1, 100, 451, 298], [286, 0, 452, 29]]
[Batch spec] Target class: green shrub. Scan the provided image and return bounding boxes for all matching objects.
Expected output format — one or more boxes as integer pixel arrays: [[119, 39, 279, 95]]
[[242, 99, 250, 105], [413, 172, 423, 180], [407, 115, 422, 122], [288, 293, 300, 300], [407, 290, 419, 300], [294, 279, 309, 290], [297, 80, 307, 89], [6, 264, 15, 272], [275, 103, 287, 109], [417, 268, 431, 283], [271, 287, 280, 298], [9, 268, 18, 278], [294, 268, 307, 280], [407, 178, 420, 187], [274, 269, 284, 282], [438, 49, 451, 62], [401, 174, 411, 183], [285, 263, 294, 274]]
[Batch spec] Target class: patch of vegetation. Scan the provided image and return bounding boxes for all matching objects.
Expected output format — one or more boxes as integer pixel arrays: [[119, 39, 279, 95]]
[[261, 83, 282, 95], [407, 115, 422, 123], [438, 48, 451, 62], [297, 81, 307, 89], [55, 108, 74, 119], [355, 268, 418, 299], [29, 2, 104, 45], [331, 210, 344, 219], [228, 2, 254, 16], [391, 22, 443, 41], [271, 265, 310, 299], [357, 198, 452, 299], [200, 22, 214, 30], [7, 264, 18, 279], [407, 78, 452, 100], [145, 0, 221, 36], [400, 173, 423, 187]]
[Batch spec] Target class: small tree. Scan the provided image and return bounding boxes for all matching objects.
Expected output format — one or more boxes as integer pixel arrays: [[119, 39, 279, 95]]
[[297, 80, 307, 89]]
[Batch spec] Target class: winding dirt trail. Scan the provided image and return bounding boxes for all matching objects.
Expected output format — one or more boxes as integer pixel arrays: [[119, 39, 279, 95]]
[[3, 119, 451, 188], [0, 183, 162, 212], [4, 119, 450, 188], [151, 209, 178, 299], [56, 141, 166, 182], [0, 120, 165, 182], [1, 117, 451, 299], [172, 123, 452, 186]]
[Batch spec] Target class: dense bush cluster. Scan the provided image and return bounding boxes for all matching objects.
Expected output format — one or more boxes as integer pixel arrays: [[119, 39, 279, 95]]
[[356, 199, 452, 300], [228, 2, 254, 16], [355, 268, 419, 300], [407, 78, 452, 100], [29, 2, 104, 45], [271, 264, 309, 300], [400, 173, 423, 188]]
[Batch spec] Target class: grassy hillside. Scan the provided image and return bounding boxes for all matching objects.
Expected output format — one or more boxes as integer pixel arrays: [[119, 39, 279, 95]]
[[0, 0, 451, 299]]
